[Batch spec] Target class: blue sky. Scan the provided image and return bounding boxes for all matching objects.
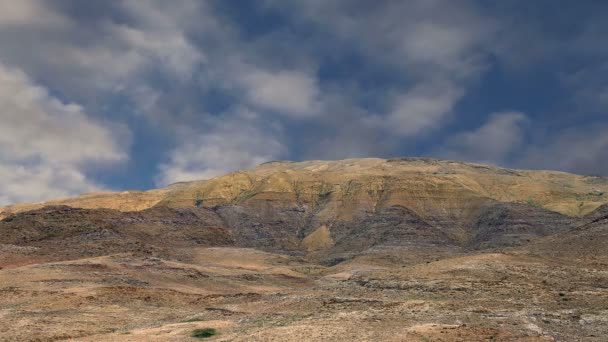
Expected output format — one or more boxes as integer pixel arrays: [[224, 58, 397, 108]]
[[1, 0, 608, 205]]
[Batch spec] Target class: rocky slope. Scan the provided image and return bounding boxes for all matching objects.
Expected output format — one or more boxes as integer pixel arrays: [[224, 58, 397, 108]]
[[2, 158, 606, 263], [522, 203, 608, 261], [0, 189, 167, 220], [2, 158, 608, 341], [3, 158, 608, 220]]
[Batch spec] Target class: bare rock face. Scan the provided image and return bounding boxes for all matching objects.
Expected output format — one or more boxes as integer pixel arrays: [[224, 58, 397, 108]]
[[524, 204, 608, 260], [468, 201, 576, 249], [582, 203, 608, 223], [0, 205, 234, 263], [318, 205, 454, 262], [212, 201, 308, 252], [0, 192, 578, 266]]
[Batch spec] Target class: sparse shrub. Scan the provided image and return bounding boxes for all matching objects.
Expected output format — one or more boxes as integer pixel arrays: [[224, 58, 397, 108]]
[[525, 199, 538, 207], [194, 191, 205, 207], [192, 328, 217, 338]]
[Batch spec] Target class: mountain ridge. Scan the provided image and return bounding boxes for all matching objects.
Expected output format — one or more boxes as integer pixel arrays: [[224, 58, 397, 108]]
[[3, 157, 607, 265], [2, 157, 608, 220]]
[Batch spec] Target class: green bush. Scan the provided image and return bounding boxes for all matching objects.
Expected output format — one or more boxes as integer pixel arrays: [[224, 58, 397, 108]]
[[191, 328, 217, 338]]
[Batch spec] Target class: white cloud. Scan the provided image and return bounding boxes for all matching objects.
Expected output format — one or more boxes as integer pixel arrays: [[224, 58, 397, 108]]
[[381, 80, 465, 136], [156, 112, 286, 185], [2, 0, 605, 192], [434, 112, 608, 176], [0, 0, 68, 28], [238, 69, 321, 118], [401, 21, 480, 66], [271, 0, 496, 75], [0, 63, 128, 205], [0, 164, 100, 206], [562, 62, 608, 113], [0, 0, 205, 103], [436, 111, 528, 164], [520, 125, 608, 175], [266, 0, 495, 137], [106, 25, 202, 80]]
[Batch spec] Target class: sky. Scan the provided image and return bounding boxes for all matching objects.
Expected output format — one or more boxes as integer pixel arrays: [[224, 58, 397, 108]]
[[1, 0, 608, 205]]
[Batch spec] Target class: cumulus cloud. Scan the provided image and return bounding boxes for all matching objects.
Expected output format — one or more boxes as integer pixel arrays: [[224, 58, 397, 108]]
[[0, 0, 204, 102], [562, 62, 608, 113], [519, 125, 608, 176], [0, 0, 68, 28], [239, 69, 321, 117], [382, 80, 465, 136], [1, 0, 607, 203], [0, 63, 128, 205], [104, 22, 204, 80], [156, 110, 286, 185], [435, 112, 608, 176], [436, 112, 529, 164], [267, 0, 495, 138], [400, 20, 484, 69], [108, 0, 501, 164]]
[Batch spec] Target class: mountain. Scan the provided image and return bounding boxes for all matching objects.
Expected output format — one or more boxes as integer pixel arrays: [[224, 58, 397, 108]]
[[1, 158, 608, 341], [3, 158, 608, 220], [3, 158, 606, 261]]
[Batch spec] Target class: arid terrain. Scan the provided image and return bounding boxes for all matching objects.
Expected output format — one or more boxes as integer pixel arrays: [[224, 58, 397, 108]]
[[1, 158, 607, 341]]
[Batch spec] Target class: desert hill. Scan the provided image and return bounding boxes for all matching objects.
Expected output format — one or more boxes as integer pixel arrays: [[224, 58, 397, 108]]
[[3, 158, 606, 262], [1, 158, 608, 341], [2, 158, 608, 221]]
